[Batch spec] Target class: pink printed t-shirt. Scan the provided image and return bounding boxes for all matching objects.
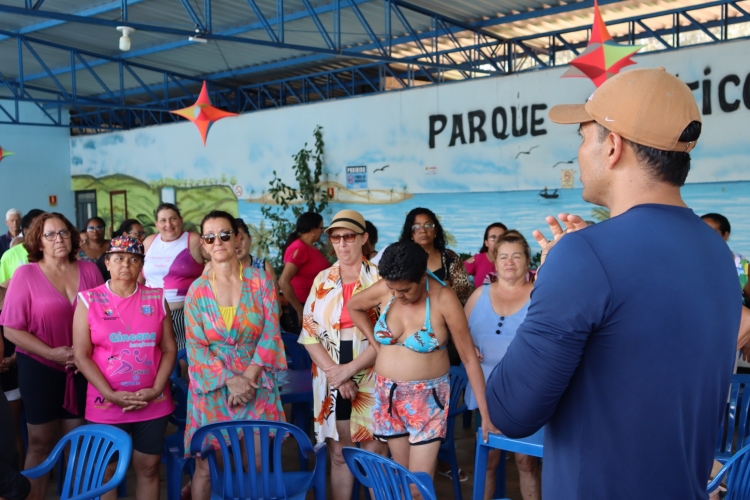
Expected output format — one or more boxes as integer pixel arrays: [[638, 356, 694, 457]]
[[465, 252, 495, 286], [0, 261, 104, 415], [79, 283, 174, 424], [283, 239, 330, 304]]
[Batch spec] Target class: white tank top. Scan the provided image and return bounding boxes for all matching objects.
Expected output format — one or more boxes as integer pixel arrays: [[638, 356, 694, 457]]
[[143, 232, 204, 303]]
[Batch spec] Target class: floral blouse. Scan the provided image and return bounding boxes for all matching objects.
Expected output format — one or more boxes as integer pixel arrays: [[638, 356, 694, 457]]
[[298, 259, 380, 443], [183, 267, 287, 456]]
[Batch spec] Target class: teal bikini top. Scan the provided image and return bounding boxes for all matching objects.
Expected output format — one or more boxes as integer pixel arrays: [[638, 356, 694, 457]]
[[373, 271, 447, 353]]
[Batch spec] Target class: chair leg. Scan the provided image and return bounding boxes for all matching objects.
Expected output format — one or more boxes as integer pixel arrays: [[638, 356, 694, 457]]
[[313, 457, 326, 500], [165, 456, 186, 500], [495, 451, 507, 499], [463, 409, 472, 429], [117, 479, 127, 497], [448, 447, 462, 500], [472, 441, 488, 500]]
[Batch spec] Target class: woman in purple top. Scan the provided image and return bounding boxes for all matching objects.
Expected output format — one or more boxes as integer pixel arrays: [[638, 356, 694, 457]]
[[0, 213, 103, 500]]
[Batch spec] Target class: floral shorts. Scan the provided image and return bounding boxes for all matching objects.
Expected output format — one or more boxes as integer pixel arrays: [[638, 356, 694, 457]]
[[373, 373, 450, 445]]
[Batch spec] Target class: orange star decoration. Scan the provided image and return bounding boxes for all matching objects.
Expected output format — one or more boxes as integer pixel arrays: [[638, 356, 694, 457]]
[[0, 146, 15, 163], [562, 0, 643, 87], [170, 81, 238, 146]]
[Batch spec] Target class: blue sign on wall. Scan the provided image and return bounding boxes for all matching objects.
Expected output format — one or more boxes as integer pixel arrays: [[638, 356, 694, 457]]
[[346, 166, 367, 189]]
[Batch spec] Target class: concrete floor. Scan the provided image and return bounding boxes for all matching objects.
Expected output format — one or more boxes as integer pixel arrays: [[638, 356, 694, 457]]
[[44, 410, 525, 500]]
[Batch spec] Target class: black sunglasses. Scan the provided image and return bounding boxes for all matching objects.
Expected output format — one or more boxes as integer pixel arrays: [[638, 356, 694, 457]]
[[201, 231, 233, 244]]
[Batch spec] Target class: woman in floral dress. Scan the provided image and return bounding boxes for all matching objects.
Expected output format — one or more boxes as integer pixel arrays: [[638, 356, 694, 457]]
[[299, 210, 387, 500], [183, 210, 287, 500]]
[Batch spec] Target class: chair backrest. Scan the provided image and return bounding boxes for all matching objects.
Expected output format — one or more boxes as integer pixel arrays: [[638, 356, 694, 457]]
[[709, 442, 750, 499], [23, 424, 132, 500], [170, 349, 189, 427], [717, 374, 750, 460], [189, 420, 317, 500], [281, 331, 312, 370], [342, 448, 436, 500], [448, 366, 469, 418]]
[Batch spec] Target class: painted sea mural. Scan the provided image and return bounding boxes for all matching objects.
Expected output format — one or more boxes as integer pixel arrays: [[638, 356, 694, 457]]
[[70, 39, 750, 258]]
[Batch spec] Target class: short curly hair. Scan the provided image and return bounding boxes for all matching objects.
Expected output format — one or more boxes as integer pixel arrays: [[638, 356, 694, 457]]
[[398, 207, 446, 252], [379, 241, 427, 283], [24, 212, 80, 263]]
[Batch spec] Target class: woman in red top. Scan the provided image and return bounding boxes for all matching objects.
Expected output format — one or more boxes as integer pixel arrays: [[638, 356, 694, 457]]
[[279, 212, 329, 331], [464, 223, 507, 286]]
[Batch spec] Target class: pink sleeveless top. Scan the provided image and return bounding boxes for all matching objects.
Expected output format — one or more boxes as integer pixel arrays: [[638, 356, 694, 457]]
[[143, 232, 203, 303], [79, 283, 174, 424]]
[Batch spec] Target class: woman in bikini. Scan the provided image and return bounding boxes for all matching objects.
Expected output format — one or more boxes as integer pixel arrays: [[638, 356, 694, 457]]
[[347, 241, 498, 484]]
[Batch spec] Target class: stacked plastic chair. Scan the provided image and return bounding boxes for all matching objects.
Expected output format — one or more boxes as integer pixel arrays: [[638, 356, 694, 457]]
[[343, 447, 436, 500]]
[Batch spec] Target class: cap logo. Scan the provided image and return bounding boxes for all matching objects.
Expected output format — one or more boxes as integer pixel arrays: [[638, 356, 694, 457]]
[[605, 117, 615, 122]]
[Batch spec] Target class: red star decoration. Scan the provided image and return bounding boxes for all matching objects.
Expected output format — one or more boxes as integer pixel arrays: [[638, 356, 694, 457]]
[[0, 146, 14, 163], [562, 0, 643, 87], [170, 81, 238, 146]]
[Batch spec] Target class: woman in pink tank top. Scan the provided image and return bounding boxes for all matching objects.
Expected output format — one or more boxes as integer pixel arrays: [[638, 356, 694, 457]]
[[74, 236, 176, 500], [142, 203, 205, 351]]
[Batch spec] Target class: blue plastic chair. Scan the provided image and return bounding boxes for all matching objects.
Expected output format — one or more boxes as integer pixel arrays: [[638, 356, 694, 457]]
[[24, 424, 132, 500], [189, 420, 326, 500], [342, 447, 436, 500], [281, 331, 311, 370], [708, 442, 750, 498], [716, 374, 750, 463], [164, 348, 195, 500], [437, 366, 469, 500]]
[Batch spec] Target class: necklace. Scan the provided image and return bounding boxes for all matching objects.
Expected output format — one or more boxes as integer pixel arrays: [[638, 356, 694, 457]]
[[110, 284, 138, 331]]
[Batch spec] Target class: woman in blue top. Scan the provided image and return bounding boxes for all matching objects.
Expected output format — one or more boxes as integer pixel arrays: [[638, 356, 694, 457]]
[[348, 241, 497, 484], [465, 232, 539, 500]]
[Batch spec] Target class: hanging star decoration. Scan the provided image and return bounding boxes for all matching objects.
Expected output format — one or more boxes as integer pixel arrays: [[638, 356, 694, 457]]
[[170, 81, 238, 146], [562, 0, 643, 87], [0, 146, 15, 163]]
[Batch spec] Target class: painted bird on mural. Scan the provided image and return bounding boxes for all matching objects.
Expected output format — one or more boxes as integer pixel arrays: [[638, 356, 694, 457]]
[[515, 146, 539, 159], [373, 165, 390, 173], [552, 157, 577, 168], [0, 146, 15, 162]]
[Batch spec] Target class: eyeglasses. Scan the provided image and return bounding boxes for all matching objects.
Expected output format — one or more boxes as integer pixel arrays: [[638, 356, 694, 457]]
[[201, 231, 233, 244], [329, 233, 359, 244], [42, 230, 71, 241], [128, 231, 146, 238], [411, 223, 436, 233], [87, 225, 104, 231]]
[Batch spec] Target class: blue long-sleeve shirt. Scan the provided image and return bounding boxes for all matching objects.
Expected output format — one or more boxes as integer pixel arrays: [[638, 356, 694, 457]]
[[486, 204, 741, 500]]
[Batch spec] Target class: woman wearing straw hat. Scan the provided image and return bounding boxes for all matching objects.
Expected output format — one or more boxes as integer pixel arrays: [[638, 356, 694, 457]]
[[298, 209, 387, 500]]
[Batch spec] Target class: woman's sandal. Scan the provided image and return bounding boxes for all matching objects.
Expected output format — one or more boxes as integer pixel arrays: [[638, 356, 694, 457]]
[[438, 468, 469, 482]]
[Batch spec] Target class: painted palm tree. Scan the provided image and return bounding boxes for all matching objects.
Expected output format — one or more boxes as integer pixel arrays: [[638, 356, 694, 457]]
[[365, 190, 372, 201], [389, 188, 395, 201]]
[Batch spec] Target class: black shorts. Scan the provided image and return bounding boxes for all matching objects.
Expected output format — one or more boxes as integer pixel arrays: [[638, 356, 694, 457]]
[[335, 341, 354, 421], [106, 415, 170, 456], [16, 353, 87, 425], [0, 330, 19, 393]]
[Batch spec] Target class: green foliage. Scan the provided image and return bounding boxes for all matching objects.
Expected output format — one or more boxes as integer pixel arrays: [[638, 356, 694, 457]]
[[529, 251, 542, 270], [261, 125, 329, 270], [591, 206, 611, 221]]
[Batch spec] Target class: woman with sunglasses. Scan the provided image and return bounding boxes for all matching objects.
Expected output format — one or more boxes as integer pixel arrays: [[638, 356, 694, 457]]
[[398, 208, 473, 306], [0, 213, 103, 500], [78, 217, 109, 263], [143, 203, 205, 350], [97, 219, 147, 281], [184, 211, 287, 500], [299, 210, 387, 500]]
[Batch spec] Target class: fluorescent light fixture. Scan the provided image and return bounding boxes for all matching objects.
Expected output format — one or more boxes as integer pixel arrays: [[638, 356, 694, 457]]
[[188, 36, 207, 43]]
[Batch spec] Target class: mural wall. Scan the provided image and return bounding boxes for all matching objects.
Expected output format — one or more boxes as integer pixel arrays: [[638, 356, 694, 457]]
[[71, 39, 750, 257]]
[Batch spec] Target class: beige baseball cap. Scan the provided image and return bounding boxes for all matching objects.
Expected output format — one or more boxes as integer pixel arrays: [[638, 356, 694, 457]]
[[325, 210, 366, 234], [549, 67, 701, 153]]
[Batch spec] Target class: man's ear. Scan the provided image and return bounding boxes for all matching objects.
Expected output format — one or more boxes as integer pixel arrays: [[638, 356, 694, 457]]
[[605, 131, 625, 170]]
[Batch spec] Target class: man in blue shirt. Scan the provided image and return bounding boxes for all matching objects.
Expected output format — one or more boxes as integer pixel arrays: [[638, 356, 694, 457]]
[[486, 68, 741, 499]]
